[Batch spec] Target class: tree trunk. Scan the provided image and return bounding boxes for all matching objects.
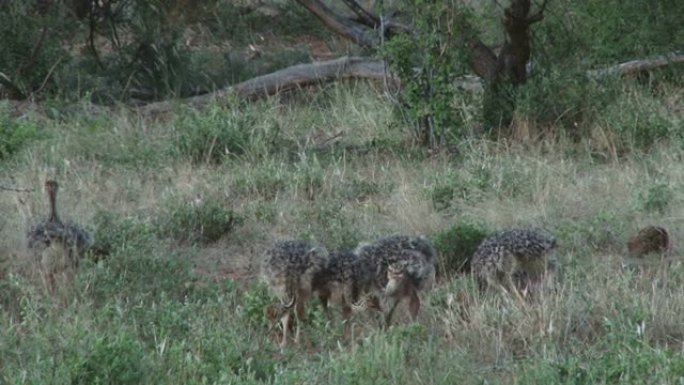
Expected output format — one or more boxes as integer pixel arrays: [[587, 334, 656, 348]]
[[290, 0, 545, 141], [482, 0, 547, 133]]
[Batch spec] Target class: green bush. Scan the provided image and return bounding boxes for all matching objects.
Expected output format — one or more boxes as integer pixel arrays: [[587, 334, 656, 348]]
[[242, 281, 273, 329], [90, 211, 157, 257], [516, 71, 616, 135], [381, 1, 471, 146], [79, 0, 198, 101], [70, 332, 149, 385], [205, 1, 328, 43], [250, 201, 279, 224], [602, 92, 675, 152], [83, 248, 196, 305], [338, 177, 388, 202], [294, 158, 326, 200], [300, 202, 360, 250], [197, 324, 278, 383], [637, 183, 672, 215], [232, 162, 289, 200], [555, 209, 626, 254], [522, 317, 684, 384], [0, 1, 73, 98], [542, 0, 684, 64], [430, 169, 482, 210], [515, 0, 683, 140], [432, 222, 490, 276], [0, 102, 40, 159], [156, 197, 241, 244], [172, 104, 284, 164]]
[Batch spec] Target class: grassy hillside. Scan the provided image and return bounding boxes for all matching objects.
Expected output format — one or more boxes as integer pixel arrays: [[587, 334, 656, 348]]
[[1, 77, 683, 383]]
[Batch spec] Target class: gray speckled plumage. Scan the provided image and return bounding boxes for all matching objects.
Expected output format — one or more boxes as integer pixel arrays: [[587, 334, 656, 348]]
[[627, 226, 670, 258], [471, 228, 556, 296], [355, 235, 436, 293], [311, 248, 378, 314], [261, 240, 330, 304], [26, 180, 93, 267], [353, 235, 437, 325], [261, 239, 330, 348]]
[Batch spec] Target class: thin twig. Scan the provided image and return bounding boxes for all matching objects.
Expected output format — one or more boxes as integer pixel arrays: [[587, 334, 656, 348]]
[[0, 185, 34, 193], [34, 56, 64, 95]]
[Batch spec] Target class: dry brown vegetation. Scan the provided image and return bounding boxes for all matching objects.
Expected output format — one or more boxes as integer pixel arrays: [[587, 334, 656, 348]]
[[1, 0, 684, 383]]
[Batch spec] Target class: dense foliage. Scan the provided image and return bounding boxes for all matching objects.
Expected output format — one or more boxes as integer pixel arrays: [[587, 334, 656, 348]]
[[0, 1, 683, 383]]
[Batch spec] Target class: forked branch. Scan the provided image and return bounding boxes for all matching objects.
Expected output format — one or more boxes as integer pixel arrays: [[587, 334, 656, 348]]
[[341, 0, 380, 28], [293, 0, 378, 48]]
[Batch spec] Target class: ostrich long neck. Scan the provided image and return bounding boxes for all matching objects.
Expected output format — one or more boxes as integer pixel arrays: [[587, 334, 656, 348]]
[[47, 185, 60, 223]]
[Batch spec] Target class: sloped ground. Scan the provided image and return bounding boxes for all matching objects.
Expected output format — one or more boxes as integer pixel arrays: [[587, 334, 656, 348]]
[[1, 79, 684, 382]]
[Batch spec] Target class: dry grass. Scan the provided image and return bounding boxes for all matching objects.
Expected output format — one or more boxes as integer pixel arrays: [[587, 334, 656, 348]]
[[1, 80, 683, 383]]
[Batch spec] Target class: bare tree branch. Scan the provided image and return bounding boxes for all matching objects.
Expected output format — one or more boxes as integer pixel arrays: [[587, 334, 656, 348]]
[[341, 0, 380, 28], [0, 185, 34, 193], [293, 0, 378, 48], [587, 51, 684, 79], [293, 0, 497, 80]]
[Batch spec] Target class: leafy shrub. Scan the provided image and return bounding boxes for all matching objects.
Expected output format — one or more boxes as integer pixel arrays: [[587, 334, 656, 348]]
[[0, 1, 73, 98], [70, 332, 148, 385], [90, 211, 157, 257], [432, 222, 490, 276], [198, 325, 278, 383], [0, 273, 42, 324], [173, 106, 252, 164], [206, 1, 327, 43], [77, 0, 199, 101], [300, 202, 360, 250], [232, 163, 289, 200], [555, 209, 625, 254], [173, 104, 286, 164], [516, 72, 615, 137], [602, 92, 675, 152], [429, 171, 471, 210], [0, 103, 40, 159], [381, 2, 471, 146], [523, 317, 684, 384], [242, 282, 273, 329], [125, 298, 192, 349], [537, 0, 684, 65], [637, 183, 672, 215], [156, 197, 241, 244], [431, 185, 457, 211], [84, 248, 196, 305], [294, 159, 326, 200], [339, 177, 390, 202], [516, 0, 683, 140], [251, 201, 278, 224]]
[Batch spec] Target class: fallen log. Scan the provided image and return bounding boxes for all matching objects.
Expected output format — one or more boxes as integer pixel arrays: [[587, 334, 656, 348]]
[[139, 56, 393, 115], [137, 51, 683, 115], [587, 51, 684, 79]]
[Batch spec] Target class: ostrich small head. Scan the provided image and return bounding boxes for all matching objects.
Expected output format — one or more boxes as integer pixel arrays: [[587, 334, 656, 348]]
[[45, 180, 58, 194]]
